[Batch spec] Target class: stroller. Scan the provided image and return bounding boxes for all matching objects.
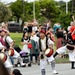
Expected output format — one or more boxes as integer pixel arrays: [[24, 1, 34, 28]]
[[19, 50, 31, 67], [14, 45, 31, 67]]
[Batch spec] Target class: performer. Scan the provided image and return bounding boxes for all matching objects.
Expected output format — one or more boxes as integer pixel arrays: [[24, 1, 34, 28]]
[[0, 29, 25, 68], [39, 30, 58, 75], [53, 28, 75, 69]]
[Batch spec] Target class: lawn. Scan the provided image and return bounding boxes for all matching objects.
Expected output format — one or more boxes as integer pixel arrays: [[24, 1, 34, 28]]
[[10, 33, 69, 63], [10, 33, 23, 49]]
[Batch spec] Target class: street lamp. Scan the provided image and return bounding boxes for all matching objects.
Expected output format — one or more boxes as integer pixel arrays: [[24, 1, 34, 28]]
[[22, 0, 27, 19], [22, 0, 24, 18], [63, 0, 70, 14], [33, 0, 35, 20], [66, 1, 68, 14]]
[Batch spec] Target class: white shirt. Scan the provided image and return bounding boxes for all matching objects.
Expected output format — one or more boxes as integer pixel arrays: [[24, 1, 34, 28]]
[[0, 36, 13, 49], [22, 39, 30, 54], [40, 37, 54, 51]]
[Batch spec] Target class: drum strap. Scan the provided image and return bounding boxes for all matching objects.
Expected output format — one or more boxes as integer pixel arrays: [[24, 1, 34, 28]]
[[39, 37, 48, 52]]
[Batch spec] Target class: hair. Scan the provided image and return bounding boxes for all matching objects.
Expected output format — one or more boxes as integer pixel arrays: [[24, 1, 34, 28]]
[[56, 28, 60, 32], [0, 59, 9, 75], [47, 27, 51, 30], [22, 32, 27, 38], [12, 69, 22, 75]]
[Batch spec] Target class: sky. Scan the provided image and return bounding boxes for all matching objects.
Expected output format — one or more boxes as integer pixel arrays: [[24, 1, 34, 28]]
[[0, 0, 70, 3]]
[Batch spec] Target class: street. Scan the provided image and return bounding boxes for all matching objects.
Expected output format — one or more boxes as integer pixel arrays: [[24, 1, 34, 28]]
[[12, 63, 75, 75]]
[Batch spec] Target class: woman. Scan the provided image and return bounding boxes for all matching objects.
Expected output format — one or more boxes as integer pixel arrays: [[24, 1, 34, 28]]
[[56, 28, 64, 49], [21, 32, 31, 54], [20, 32, 32, 66]]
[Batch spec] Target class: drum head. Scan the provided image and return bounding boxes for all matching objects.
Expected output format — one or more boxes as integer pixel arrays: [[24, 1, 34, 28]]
[[45, 49, 53, 57], [45, 49, 50, 55], [8, 48, 14, 56], [0, 52, 7, 62]]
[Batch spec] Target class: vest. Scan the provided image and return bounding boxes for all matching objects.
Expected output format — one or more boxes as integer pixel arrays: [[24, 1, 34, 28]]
[[0, 36, 10, 49], [39, 37, 48, 52]]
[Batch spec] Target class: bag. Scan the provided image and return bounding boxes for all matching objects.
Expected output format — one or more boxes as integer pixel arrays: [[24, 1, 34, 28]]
[[28, 43, 32, 49]]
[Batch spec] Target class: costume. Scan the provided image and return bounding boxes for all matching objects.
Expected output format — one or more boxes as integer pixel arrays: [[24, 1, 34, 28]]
[[54, 33, 75, 69], [0, 34, 25, 68], [39, 30, 58, 75]]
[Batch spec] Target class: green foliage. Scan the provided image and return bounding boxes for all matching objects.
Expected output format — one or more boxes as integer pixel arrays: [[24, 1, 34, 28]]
[[39, 0, 60, 22], [10, 0, 23, 21], [9, 0, 61, 23], [55, 13, 72, 29], [38, 16, 48, 25], [0, 2, 11, 22], [10, 0, 41, 21]]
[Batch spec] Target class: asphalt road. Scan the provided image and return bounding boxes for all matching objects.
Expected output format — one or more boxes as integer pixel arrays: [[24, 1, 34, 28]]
[[11, 63, 75, 75]]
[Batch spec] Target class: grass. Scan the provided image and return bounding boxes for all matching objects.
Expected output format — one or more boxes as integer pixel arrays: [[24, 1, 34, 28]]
[[10, 33, 69, 63], [55, 57, 70, 63], [10, 33, 23, 49]]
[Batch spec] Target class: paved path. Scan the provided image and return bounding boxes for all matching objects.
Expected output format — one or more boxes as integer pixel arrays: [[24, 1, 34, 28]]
[[11, 63, 75, 75]]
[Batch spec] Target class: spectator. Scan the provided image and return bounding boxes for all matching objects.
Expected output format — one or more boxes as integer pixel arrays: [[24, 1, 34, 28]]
[[23, 23, 28, 33], [30, 31, 39, 63], [0, 59, 10, 75], [53, 23, 62, 34], [56, 28, 64, 49], [11, 69, 22, 75]]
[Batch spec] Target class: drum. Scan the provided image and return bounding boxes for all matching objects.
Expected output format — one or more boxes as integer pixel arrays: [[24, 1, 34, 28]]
[[8, 48, 14, 56], [0, 52, 7, 62], [45, 48, 53, 57], [66, 44, 74, 51]]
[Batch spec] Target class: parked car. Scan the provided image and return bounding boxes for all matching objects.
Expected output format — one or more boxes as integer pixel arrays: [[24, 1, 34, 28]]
[[8, 22, 21, 32]]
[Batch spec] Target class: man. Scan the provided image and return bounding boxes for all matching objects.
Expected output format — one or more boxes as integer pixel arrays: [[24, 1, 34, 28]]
[[0, 29, 25, 67], [53, 24, 75, 69], [38, 30, 58, 75]]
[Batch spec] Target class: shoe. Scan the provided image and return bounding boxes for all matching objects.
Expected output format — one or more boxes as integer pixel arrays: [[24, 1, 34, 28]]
[[20, 63, 26, 67], [71, 67, 75, 69], [28, 63, 31, 67], [53, 70, 58, 74], [21, 64, 26, 67]]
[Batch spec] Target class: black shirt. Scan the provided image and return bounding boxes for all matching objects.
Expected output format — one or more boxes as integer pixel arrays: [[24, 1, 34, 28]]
[[67, 33, 75, 45], [56, 32, 64, 38]]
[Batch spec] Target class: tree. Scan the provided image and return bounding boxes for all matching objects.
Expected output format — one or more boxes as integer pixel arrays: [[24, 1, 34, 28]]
[[39, 0, 60, 23], [0, 2, 11, 22], [10, 0, 23, 22]]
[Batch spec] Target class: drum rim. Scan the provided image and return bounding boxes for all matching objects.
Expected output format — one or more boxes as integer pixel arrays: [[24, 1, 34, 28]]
[[0, 52, 7, 62], [8, 48, 14, 56]]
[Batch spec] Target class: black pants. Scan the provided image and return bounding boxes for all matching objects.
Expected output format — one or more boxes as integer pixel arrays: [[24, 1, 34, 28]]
[[30, 54, 39, 62]]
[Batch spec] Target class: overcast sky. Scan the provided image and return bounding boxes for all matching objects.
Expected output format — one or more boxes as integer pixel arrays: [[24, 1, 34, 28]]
[[0, 0, 70, 3]]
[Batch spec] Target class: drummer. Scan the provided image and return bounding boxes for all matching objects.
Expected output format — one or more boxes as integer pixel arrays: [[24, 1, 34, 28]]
[[0, 29, 25, 68], [38, 29, 58, 75], [53, 22, 75, 69], [0, 29, 12, 74]]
